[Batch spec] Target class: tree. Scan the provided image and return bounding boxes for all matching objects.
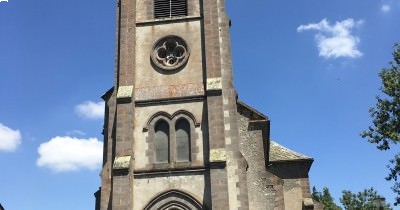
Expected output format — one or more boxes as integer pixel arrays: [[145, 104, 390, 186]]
[[361, 44, 400, 205], [312, 187, 342, 210], [312, 187, 392, 210], [340, 188, 392, 210]]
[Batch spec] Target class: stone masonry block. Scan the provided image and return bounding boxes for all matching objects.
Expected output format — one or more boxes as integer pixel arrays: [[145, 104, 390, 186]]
[[117, 85, 133, 99], [113, 155, 131, 170]]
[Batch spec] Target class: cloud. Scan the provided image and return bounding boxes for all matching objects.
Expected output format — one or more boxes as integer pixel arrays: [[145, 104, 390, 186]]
[[297, 18, 363, 59], [0, 123, 22, 152], [66, 129, 86, 136], [75, 101, 105, 120], [381, 4, 391, 13], [37, 136, 103, 172]]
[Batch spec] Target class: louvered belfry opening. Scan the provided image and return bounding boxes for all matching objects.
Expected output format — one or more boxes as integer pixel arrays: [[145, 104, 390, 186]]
[[154, 0, 187, 19]]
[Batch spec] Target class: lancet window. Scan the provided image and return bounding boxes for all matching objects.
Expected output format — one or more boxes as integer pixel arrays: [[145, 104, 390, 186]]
[[151, 115, 193, 164]]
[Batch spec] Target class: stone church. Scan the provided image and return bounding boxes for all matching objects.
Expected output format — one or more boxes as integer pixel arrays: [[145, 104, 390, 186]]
[[94, 0, 318, 209]]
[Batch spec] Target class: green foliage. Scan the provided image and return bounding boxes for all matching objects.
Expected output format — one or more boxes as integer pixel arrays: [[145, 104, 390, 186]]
[[340, 188, 392, 210], [312, 187, 342, 210], [361, 43, 400, 150], [312, 187, 392, 210], [361, 44, 400, 205]]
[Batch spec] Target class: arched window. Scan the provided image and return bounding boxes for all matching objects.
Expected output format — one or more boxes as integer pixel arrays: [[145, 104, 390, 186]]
[[175, 119, 190, 161], [154, 0, 188, 19], [155, 120, 170, 163]]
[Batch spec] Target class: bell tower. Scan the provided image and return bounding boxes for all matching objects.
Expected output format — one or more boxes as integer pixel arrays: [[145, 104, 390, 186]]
[[95, 0, 317, 210], [96, 0, 250, 209]]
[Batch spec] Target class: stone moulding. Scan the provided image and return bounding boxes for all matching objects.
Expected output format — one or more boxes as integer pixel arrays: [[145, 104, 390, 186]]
[[151, 35, 190, 71], [135, 83, 204, 101], [113, 156, 131, 170], [144, 190, 204, 210], [143, 110, 201, 132]]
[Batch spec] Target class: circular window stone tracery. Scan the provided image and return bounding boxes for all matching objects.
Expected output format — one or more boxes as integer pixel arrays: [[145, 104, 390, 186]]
[[151, 36, 190, 71]]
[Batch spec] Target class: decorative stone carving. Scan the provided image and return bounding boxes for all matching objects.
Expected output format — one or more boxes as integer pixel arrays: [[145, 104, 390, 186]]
[[151, 36, 190, 71]]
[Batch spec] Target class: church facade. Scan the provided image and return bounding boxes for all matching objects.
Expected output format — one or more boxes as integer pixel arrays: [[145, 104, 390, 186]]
[[94, 0, 318, 209]]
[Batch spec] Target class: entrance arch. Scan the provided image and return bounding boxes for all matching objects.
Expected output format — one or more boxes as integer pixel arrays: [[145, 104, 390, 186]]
[[144, 190, 204, 210]]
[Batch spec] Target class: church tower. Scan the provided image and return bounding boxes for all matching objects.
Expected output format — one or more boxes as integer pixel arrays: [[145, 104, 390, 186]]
[[95, 0, 318, 209]]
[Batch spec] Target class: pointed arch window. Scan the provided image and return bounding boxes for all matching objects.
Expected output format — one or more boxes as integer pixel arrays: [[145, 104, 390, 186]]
[[155, 120, 170, 163], [144, 190, 204, 210], [154, 0, 188, 19], [175, 119, 190, 162], [147, 112, 199, 166]]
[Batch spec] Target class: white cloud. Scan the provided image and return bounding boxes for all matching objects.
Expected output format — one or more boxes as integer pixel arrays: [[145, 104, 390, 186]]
[[37, 136, 103, 172], [75, 101, 105, 120], [66, 129, 86, 136], [297, 18, 363, 59], [0, 123, 21, 152], [381, 4, 391, 13]]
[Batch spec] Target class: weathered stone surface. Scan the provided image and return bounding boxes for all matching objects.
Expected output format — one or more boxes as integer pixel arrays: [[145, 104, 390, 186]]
[[206, 77, 222, 91], [117, 86, 133, 99], [134, 174, 205, 210], [133, 102, 204, 171], [303, 198, 314, 207], [209, 148, 226, 162], [239, 111, 275, 210], [96, 0, 316, 209], [135, 83, 204, 101], [113, 156, 131, 170], [135, 21, 204, 90]]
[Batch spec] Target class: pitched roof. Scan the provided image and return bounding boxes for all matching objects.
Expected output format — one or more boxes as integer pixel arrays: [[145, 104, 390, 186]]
[[101, 87, 114, 101], [237, 100, 269, 121], [269, 141, 312, 162]]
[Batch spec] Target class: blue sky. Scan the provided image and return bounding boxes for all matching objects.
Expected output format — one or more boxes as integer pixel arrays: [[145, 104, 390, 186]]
[[0, 0, 399, 209]]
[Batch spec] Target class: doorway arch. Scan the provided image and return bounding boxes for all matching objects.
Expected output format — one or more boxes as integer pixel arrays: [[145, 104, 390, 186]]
[[144, 190, 203, 210]]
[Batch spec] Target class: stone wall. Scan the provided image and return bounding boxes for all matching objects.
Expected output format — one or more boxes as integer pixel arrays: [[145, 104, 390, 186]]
[[238, 114, 276, 210], [136, 0, 201, 22], [133, 173, 205, 210], [269, 161, 314, 210], [135, 21, 204, 95], [133, 102, 205, 171]]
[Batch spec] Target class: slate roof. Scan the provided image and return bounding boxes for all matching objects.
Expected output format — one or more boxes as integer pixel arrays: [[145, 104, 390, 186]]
[[269, 141, 312, 162]]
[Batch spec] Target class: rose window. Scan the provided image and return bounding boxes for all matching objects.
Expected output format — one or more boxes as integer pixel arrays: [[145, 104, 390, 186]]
[[151, 36, 190, 71]]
